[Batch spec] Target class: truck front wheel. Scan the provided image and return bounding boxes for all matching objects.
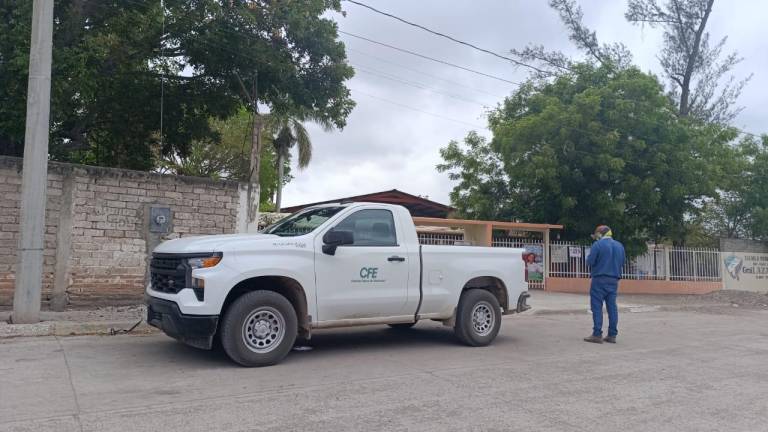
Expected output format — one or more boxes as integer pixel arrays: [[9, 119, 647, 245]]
[[454, 289, 501, 346], [220, 290, 298, 367]]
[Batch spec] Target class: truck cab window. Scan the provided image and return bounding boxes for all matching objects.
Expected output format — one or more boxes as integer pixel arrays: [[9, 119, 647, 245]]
[[335, 209, 398, 246], [264, 206, 343, 237]]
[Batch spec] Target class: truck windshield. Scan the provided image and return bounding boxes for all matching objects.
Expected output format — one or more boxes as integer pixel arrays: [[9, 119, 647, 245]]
[[263, 207, 344, 237]]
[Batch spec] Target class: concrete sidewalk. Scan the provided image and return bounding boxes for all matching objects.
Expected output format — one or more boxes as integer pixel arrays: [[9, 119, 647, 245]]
[[0, 305, 154, 338], [527, 290, 657, 315]]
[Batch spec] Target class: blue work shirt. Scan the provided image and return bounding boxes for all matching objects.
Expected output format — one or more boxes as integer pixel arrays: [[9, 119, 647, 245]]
[[587, 237, 626, 279]]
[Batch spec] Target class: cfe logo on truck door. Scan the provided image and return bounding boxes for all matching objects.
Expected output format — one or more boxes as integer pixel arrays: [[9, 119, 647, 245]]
[[352, 267, 385, 283]]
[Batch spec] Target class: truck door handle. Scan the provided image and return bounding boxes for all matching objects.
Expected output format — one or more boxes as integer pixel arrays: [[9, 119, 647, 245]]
[[388, 256, 406, 262]]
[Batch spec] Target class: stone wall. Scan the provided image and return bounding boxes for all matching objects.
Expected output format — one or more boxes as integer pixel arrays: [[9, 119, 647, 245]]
[[0, 156, 243, 308], [0, 166, 62, 305]]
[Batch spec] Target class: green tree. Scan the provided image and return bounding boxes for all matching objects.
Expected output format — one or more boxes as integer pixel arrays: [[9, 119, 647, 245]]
[[511, 0, 633, 76], [265, 112, 333, 212], [692, 134, 768, 242], [438, 131, 512, 221], [0, 0, 354, 171], [159, 108, 282, 208], [745, 137, 768, 239], [513, 0, 749, 124], [626, 0, 751, 124], [439, 64, 734, 256]]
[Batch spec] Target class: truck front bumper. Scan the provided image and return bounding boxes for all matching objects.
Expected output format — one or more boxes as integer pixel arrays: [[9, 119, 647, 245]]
[[146, 296, 219, 349]]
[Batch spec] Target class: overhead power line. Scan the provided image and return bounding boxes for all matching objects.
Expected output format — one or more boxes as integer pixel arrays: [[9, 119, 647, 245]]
[[342, 0, 551, 74], [340, 31, 521, 86], [351, 88, 486, 129], [352, 65, 493, 107], [348, 47, 507, 99]]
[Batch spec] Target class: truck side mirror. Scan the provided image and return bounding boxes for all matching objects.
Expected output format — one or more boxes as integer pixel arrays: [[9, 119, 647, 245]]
[[322, 229, 354, 255]]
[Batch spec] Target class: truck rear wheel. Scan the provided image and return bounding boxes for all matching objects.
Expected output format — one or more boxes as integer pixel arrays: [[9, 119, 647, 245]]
[[220, 290, 297, 367], [454, 289, 501, 346]]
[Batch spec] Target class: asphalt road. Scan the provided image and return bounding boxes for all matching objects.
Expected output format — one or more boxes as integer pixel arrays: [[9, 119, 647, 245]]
[[1, 308, 767, 432]]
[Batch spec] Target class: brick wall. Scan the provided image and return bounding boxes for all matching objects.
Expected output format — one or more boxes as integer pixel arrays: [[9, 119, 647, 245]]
[[0, 156, 243, 308], [0, 166, 62, 305]]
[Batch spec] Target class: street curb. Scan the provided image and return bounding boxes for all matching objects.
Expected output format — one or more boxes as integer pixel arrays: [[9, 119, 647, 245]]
[[529, 303, 755, 316], [0, 320, 158, 339], [531, 305, 662, 316]]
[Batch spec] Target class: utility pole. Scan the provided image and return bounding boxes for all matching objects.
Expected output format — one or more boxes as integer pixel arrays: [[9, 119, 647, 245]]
[[13, 0, 54, 324], [275, 151, 284, 213], [248, 77, 263, 233], [236, 70, 262, 233]]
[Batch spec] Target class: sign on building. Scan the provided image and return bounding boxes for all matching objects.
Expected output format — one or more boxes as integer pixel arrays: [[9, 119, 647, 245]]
[[523, 244, 544, 282], [722, 252, 768, 292], [551, 245, 568, 263], [568, 246, 582, 259]]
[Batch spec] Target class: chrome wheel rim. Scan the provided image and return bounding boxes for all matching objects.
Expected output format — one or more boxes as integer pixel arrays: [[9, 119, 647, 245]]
[[471, 301, 495, 336], [242, 306, 285, 353]]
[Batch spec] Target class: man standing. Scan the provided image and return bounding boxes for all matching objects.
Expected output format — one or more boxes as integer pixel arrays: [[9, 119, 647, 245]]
[[584, 225, 625, 344]]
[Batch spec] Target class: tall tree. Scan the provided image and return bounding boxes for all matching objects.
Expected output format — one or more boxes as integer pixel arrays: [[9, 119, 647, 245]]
[[511, 0, 633, 76], [746, 136, 768, 239], [0, 1, 355, 176], [439, 64, 734, 255], [438, 131, 513, 221], [159, 108, 282, 208], [511, 0, 749, 124], [626, 0, 751, 124], [1, 0, 183, 169], [695, 134, 768, 241], [265, 113, 332, 212]]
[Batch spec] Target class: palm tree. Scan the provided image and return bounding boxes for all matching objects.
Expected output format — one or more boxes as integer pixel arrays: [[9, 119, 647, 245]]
[[265, 113, 332, 212]]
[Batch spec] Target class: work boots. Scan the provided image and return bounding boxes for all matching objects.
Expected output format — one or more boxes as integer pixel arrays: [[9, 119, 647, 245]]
[[583, 335, 603, 344], [603, 336, 616, 343]]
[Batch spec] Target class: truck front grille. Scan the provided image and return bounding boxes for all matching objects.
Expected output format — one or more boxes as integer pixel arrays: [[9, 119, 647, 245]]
[[150, 255, 187, 294]]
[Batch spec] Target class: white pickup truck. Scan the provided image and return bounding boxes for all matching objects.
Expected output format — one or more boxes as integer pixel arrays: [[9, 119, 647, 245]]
[[146, 203, 530, 366]]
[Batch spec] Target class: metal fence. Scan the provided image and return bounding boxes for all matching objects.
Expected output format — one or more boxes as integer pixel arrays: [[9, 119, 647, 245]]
[[417, 232, 465, 246], [549, 242, 662, 280], [417, 232, 722, 286], [667, 247, 722, 281], [547, 242, 721, 281]]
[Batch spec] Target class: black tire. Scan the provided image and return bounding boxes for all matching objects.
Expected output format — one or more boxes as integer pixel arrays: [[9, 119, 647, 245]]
[[454, 289, 501, 346], [387, 322, 417, 330], [220, 290, 298, 367]]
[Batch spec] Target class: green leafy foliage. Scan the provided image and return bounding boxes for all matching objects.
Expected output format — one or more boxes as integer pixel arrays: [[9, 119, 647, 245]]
[[0, 0, 354, 172], [691, 134, 768, 242], [439, 64, 738, 255], [747, 138, 768, 239], [158, 108, 283, 207]]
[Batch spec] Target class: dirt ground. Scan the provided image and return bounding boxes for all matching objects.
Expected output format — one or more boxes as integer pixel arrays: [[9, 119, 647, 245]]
[[620, 289, 768, 312]]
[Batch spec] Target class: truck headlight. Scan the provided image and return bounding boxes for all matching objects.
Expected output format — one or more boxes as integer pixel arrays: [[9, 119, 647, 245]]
[[188, 254, 222, 269]]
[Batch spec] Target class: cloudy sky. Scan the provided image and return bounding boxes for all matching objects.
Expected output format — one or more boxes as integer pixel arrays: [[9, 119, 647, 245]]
[[281, 0, 766, 207]]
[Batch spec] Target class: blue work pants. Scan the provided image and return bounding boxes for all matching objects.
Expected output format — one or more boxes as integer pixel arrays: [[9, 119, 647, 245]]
[[590, 276, 619, 337]]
